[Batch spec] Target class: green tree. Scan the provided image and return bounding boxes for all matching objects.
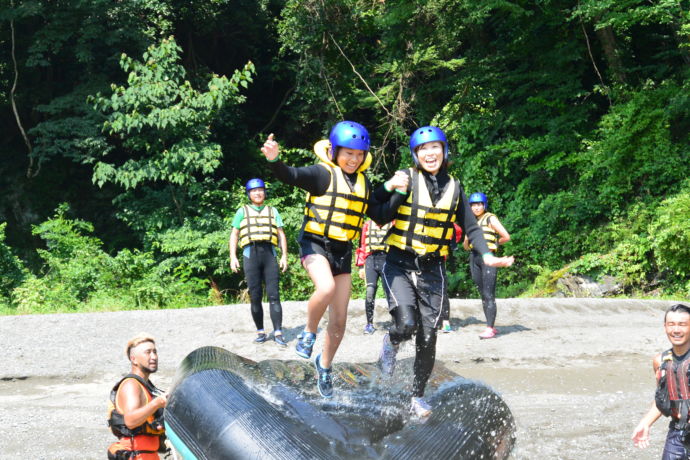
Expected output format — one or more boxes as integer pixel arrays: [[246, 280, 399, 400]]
[[90, 36, 254, 190], [88, 36, 254, 291]]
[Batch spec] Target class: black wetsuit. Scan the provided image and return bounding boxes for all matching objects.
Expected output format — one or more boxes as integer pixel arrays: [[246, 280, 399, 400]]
[[440, 227, 460, 325], [244, 242, 282, 331], [469, 250, 498, 328], [364, 250, 386, 324], [378, 168, 490, 397]]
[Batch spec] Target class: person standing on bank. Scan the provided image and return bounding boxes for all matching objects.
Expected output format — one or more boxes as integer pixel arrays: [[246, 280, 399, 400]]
[[355, 219, 393, 334], [440, 222, 462, 333], [260, 122, 408, 398], [377, 126, 514, 418], [462, 192, 511, 339], [229, 178, 289, 346], [107, 334, 167, 460], [632, 303, 690, 458]]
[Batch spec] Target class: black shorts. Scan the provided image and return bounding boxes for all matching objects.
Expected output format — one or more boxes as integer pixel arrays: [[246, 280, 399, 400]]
[[299, 235, 352, 276]]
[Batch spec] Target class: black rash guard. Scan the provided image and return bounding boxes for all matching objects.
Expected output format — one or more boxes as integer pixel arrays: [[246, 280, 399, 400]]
[[268, 159, 404, 226]]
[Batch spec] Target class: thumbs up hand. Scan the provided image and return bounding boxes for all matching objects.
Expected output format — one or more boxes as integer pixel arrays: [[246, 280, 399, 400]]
[[261, 133, 280, 162]]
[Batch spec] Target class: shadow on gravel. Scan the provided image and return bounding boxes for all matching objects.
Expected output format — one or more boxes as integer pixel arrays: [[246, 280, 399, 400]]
[[494, 324, 531, 336]]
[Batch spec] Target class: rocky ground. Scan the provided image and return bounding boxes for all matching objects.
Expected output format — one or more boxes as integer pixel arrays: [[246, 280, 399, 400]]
[[0, 297, 684, 459]]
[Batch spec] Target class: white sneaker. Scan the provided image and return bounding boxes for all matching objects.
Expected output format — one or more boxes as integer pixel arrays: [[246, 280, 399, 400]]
[[410, 397, 432, 418]]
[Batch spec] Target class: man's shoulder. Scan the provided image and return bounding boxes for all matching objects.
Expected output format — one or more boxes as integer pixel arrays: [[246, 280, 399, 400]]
[[117, 374, 150, 394], [115, 375, 149, 406], [653, 350, 671, 369]]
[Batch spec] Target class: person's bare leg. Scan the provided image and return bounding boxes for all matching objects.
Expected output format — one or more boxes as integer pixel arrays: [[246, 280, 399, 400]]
[[302, 254, 336, 333], [320, 274, 351, 368]]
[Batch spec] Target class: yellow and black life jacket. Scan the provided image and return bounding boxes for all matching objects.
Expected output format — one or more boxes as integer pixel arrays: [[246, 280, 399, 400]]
[[468, 212, 499, 252], [365, 222, 392, 253], [387, 168, 460, 257], [108, 374, 165, 439], [656, 349, 690, 428], [238, 205, 279, 248], [303, 163, 369, 242]]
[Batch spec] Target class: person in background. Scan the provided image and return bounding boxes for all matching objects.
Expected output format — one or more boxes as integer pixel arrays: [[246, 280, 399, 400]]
[[107, 334, 167, 460], [440, 222, 462, 333], [632, 304, 690, 459], [376, 126, 514, 418], [260, 122, 408, 398], [229, 178, 289, 346], [462, 192, 511, 339], [355, 219, 393, 334]]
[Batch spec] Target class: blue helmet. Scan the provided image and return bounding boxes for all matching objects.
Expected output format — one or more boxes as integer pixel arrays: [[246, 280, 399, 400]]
[[328, 121, 370, 161], [409, 126, 448, 165], [245, 178, 265, 193], [469, 192, 488, 208]]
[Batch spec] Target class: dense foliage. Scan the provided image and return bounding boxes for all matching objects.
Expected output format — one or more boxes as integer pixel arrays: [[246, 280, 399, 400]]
[[1, 0, 688, 313]]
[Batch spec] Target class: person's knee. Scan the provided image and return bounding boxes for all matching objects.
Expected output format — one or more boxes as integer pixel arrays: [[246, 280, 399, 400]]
[[393, 315, 416, 339], [266, 286, 281, 303], [313, 276, 336, 296], [326, 313, 347, 337], [328, 321, 346, 337], [416, 326, 437, 348], [249, 296, 264, 309]]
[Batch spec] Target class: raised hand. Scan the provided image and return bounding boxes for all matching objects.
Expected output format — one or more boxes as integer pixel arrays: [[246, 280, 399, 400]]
[[261, 133, 280, 161], [386, 170, 409, 193]]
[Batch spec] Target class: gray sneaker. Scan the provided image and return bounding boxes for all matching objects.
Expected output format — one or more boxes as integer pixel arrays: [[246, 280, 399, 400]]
[[378, 333, 398, 375], [314, 353, 333, 398], [274, 333, 287, 347], [410, 397, 432, 418], [295, 331, 316, 359]]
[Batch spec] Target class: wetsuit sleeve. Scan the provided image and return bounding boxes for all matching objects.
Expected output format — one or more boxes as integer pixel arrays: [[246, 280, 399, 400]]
[[456, 188, 491, 255], [373, 180, 394, 202], [231, 208, 245, 229], [268, 160, 330, 196], [366, 173, 407, 225]]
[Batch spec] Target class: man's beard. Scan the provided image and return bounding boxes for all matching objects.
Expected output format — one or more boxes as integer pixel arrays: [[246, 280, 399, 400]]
[[140, 364, 158, 374]]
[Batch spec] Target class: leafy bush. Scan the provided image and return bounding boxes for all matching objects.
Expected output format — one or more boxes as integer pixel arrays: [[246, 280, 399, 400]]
[[31, 204, 110, 301], [7, 205, 210, 313], [526, 186, 690, 297], [649, 183, 690, 279]]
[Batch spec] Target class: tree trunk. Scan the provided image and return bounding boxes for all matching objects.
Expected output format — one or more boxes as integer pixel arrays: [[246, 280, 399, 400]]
[[595, 23, 627, 84]]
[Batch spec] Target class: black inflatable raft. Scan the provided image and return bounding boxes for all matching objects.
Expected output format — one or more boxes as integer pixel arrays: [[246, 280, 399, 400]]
[[164, 346, 515, 459]]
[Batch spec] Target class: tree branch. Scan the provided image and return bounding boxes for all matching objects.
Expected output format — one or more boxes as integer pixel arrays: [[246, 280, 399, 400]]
[[580, 20, 612, 106], [258, 84, 296, 135], [9, 2, 37, 178], [328, 32, 392, 118]]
